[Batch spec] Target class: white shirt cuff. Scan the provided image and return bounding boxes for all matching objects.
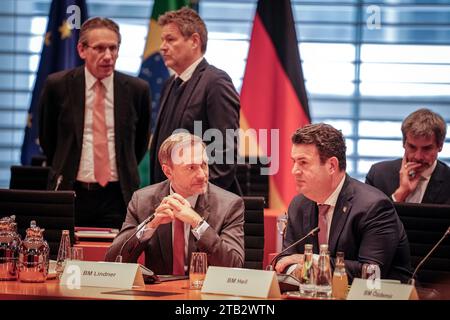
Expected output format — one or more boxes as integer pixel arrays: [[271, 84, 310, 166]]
[[285, 264, 297, 275], [284, 254, 319, 274], [191, 220, 210, 240]]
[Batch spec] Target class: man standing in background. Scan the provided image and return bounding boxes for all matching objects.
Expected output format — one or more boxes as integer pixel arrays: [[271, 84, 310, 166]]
[[39, 17, 151, 228], [150, 7, 241, 195]]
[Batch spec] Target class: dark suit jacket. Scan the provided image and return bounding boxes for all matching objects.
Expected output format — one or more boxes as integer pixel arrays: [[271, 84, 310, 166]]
[[366, 159, 450, 204], [280, 175, 412, 283], [38, 66, 151, 205], [150, 58, 241, 195], [104, 181, 245, 275]]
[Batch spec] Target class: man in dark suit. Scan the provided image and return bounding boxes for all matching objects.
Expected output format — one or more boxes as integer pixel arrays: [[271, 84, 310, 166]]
[[105, 133, 244, 275], [275, 123, 412, 283], [39, 18, 150, 228], [149, 7, 241, 195], [366, 108, 450, 204]]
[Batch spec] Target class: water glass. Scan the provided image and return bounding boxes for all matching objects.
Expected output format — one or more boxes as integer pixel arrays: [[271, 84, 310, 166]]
[[277, 213, 288, 238], [189, 252, 207, 289], [69, 247, 84, 261], [361, 263, 381, 290]]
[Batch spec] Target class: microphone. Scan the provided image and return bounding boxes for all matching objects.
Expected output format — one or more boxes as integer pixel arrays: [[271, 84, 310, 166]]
[[115, 213, 156, 263], [409, 226, 450, 286], [267, 226, 320, 271], [55, 175, 63, 191]]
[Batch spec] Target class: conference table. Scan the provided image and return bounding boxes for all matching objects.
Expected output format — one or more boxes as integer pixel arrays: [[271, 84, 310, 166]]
[[0, 209, 285, 300], [0, 278, 268, 300], [74, 208, 285, 268]]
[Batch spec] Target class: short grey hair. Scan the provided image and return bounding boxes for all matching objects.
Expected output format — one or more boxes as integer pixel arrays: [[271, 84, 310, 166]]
[[401, 108, 447, 148], [78, 17, 121, 46]]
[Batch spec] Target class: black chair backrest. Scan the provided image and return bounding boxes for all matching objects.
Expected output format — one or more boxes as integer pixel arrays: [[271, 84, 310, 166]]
[[243, 196, 265, 269], [394, 202, 450, 292], [0, 189, 75, 260], [237, 157, 269, 208], [10, 165, 51, 190]]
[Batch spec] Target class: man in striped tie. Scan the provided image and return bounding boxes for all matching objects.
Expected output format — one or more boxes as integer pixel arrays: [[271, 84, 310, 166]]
[[274, 123, 412, 284]]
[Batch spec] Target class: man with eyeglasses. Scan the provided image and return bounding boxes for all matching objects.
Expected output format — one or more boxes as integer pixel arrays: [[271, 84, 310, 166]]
[[39, 17, 151, 228]]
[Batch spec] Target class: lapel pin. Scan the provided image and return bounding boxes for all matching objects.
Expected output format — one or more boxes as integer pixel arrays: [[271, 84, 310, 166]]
[[343, 206, 347, 213]]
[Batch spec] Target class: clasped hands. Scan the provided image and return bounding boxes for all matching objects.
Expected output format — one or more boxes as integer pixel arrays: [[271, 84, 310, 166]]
[[147, 193, 202, 229], [275, 254, 319, 280]]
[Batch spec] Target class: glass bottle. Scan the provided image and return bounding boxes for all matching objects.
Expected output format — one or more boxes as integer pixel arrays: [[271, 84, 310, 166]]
[[332, 251, 348, 300], [299, 244, 316, 297], [17, 220, 49, 283], [315, 244, 332, 298], [55, 230, 71, 279], [0, 215, 21, 281]]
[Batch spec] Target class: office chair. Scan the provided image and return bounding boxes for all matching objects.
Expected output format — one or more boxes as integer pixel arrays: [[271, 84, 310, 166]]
[[242, 196, 265, 269], [9, 165, 51, 190], [0, 189, 75, 260]]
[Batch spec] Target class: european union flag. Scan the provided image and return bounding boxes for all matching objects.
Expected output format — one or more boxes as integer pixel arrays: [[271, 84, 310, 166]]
[[20, 0, 88, 165]]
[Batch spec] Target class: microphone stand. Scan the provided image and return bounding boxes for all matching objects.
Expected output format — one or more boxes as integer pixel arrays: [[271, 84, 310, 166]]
[[115, 213, 155, 263], [409, 226, 450, 287], [267, 226, 320, 271]]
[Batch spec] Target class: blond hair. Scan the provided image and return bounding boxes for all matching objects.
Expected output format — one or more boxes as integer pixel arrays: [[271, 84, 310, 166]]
[[158, 132, 205, 166], [158, 7, 207, 54]]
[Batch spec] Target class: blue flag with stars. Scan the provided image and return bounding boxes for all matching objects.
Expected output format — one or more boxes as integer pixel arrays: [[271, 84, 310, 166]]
[[20, 0, 88, 165]]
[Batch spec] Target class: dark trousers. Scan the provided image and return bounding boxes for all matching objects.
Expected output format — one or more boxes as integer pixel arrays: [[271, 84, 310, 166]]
[[73, 181, 126, 229]]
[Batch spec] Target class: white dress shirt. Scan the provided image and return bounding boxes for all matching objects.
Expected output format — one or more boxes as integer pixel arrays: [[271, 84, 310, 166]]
[[406, 160, 437, 203], [76, 67, 118, 183], [176, 56, 204, 82], [286, 175, 346, 274], [320, 175, 346, 240]]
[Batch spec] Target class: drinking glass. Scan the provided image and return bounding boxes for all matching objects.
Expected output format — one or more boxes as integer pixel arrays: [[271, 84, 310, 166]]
[[189, 252, 207, 289], [361, 263, 381, 290], [69, 247, 84, 261], [277, 213, 288, 238]]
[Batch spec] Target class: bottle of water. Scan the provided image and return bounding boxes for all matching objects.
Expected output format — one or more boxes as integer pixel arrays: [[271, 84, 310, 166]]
[[332, 251, 348, 299], [55, 230, 71, 279], [299, 244, 316, 297], [316, 244, 332, 298]]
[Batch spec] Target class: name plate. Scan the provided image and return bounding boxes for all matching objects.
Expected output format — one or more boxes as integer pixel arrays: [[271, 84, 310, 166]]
[[60, 261, 145, 289], [347, 278, 417, 300], [201, 266, 281, 298]]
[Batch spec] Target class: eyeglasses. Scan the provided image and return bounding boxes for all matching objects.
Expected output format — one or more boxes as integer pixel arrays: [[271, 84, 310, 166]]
[[85, 44, 119, 55]]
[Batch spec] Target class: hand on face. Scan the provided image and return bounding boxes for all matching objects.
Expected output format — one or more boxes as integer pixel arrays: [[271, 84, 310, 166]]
[[393, 156, 423, 202]]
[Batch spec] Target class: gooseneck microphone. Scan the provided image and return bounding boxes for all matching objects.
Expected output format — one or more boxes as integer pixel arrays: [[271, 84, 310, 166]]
[[409, 226, 450, 285], [115, 213, 156, 263], [54, 175, 63, 191], [267, 226, 320, 271]]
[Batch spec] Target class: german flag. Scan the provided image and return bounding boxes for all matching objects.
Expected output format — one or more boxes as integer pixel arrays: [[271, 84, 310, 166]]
[[240, 0, 310, 210]]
